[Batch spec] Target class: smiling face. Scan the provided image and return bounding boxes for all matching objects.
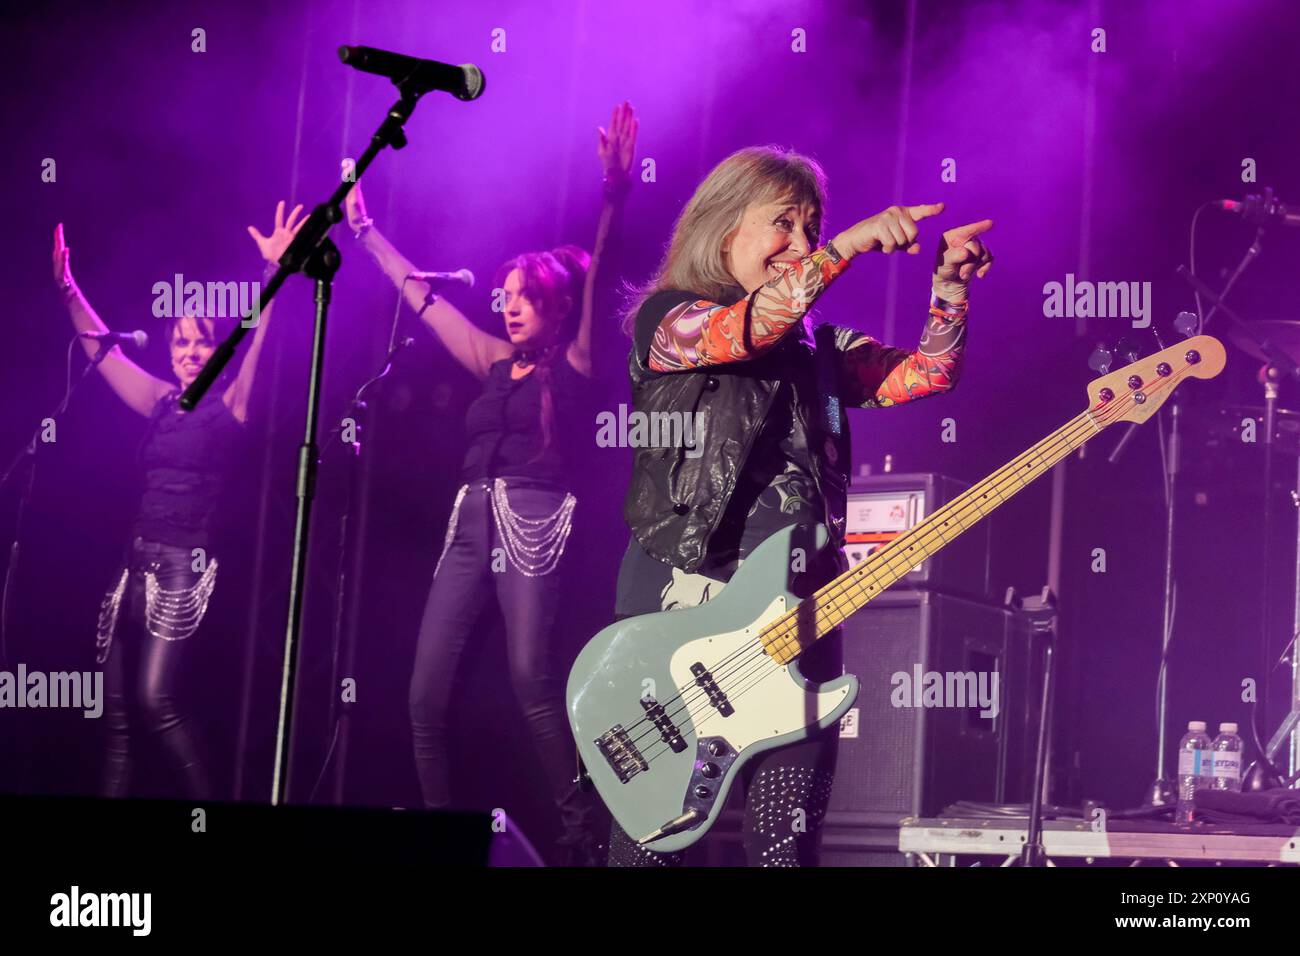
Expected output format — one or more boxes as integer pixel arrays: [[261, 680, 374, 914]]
[[169, 315, 216, 386], [502, 267, 570, 352], [722, 199, 822, 295]]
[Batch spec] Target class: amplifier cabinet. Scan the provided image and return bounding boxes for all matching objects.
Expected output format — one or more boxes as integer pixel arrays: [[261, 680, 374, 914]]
[[845, 472, 993, 600], [827, 590, 1042, 826]]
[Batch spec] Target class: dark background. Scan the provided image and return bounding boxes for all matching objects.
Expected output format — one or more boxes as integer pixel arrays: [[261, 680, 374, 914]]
[[2, 0, 1298, 848]]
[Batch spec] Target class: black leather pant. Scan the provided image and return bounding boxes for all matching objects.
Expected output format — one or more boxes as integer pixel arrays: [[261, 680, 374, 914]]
[[409, 480, 593, 843], [100, 537, 213, 800]]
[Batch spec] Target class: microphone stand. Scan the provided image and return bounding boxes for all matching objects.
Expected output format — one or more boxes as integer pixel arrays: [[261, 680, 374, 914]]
[[1145, 391, 1181, 808], [1014, 587, 1059, 867], [1177, 249, 1300, 793], [308, 334, 412, 805], [0, 340, 114, 668], [180, 77, 438, 806]]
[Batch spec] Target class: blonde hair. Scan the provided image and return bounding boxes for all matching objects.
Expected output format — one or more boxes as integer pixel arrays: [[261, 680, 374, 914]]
[[623, 145, 829, 335]]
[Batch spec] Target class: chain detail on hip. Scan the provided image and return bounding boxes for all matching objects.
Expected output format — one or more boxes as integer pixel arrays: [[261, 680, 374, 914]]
[[435, 480, 577, 578], [94, 558, 219, 664], [433, 484, 471, 579], [95, 568, 130, 665], [144, 559, 218, 641], [489, 478, 576, 577]]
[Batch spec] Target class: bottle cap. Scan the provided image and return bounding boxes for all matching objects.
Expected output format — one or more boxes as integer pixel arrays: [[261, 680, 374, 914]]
[[1188, 721, 1207, 731], [1219, 722, 1237, 733]]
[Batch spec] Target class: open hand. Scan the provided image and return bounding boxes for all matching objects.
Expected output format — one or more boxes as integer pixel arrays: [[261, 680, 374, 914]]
[[598, 100, 638, 186], [52, 223, 74, 289], [247, 200, 306, 263]]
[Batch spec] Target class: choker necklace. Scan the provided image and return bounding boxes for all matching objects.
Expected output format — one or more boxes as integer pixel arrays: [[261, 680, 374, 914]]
[[512, 343, 557, 368]]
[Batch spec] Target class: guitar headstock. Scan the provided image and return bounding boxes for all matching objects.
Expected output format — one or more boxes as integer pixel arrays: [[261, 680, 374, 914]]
[[1086, 335, 1226, 426]]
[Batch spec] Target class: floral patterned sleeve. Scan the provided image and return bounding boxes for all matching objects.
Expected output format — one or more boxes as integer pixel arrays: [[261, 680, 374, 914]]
[[647, 244, 850, 373], [834, 296, 968, 408]]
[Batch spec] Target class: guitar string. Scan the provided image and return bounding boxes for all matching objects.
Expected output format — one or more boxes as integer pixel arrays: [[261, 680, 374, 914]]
[[679, 374, 1183, 751], [639, 404, 1111, 764], [616, 370, 1182, 766], [673, 372, 1189, 758], [633, 409, 1104, 762], [761, 372, 1182, 664], [620, 402, 1110, 761], [619, 405, 1102, 759]]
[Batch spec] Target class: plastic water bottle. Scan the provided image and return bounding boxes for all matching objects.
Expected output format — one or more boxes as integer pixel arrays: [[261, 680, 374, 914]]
[[1175, 721, 1212, 823], [1210, 722, 1243, 792]]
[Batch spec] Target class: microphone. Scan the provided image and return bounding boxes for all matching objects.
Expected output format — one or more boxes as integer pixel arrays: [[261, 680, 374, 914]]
[[337, 46, 485, 101], [1214, 188, 1300, 228], [405, 268, 474, 289], [79, 330, 148, 349]]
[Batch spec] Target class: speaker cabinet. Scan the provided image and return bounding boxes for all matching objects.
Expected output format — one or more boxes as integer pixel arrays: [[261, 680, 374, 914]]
[[829, 590, 1041, 825], [694, 590, 1043, 866]]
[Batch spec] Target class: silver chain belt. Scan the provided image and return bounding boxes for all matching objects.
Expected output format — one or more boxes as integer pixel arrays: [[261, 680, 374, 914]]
[[435, 479, 576, 579], [95, 559, 219, 664]]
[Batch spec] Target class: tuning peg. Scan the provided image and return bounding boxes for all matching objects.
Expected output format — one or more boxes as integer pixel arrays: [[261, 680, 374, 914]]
[[1115, 336, 1141, 366], [1174, 311, 1200, 338], [1088, 343, 1114, 374]]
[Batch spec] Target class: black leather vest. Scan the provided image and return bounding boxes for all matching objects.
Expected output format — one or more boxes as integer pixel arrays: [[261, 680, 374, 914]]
[[623, 320, 852, 574]]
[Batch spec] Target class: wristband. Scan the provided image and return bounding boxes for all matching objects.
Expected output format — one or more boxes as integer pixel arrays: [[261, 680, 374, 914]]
[[602, 174, 632, 202]]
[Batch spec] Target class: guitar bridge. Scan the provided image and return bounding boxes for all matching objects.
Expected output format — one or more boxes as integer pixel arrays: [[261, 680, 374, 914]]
[[594, 724, 648, 784]]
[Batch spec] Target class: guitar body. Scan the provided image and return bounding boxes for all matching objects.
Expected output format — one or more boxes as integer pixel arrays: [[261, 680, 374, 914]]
[[566, 523, 859, 853], [568, 336, 1225, 855]]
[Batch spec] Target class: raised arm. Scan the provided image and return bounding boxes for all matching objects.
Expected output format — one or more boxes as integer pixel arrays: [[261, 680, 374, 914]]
[[53, 223, 172, 417], [835, 304, 968, 408], [569, 101, 638, 377], [344, 181, 510, 381], [647, 202, 955, 373], [647, 244, 849, 372], [838, 216, 994, 407], [221, 200, 304, 422]]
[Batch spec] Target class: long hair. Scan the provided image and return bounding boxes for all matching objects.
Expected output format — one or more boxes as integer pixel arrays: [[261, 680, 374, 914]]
[[493, 244, 590, 461], [622, 145, 829, 336]]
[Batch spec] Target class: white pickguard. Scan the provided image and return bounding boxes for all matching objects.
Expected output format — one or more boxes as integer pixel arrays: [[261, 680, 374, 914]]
[[667, 596, 851, 751]]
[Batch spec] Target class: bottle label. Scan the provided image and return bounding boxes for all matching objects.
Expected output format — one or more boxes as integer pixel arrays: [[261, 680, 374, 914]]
[[1178, 749, 1209, 776], [1212, 753, 1241, 779]]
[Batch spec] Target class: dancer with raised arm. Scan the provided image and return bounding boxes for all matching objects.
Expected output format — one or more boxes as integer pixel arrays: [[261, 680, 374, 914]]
[[346, 102, 638, 865], [54, 201, 304, 798]]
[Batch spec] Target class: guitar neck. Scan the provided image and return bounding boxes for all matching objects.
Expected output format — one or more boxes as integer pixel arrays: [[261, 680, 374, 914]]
[[767, 407, 1106, 660]]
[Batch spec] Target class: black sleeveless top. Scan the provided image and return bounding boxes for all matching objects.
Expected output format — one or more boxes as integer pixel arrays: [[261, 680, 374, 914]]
[[460, 351, 592, 488], [131, 391, 246, 550]]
